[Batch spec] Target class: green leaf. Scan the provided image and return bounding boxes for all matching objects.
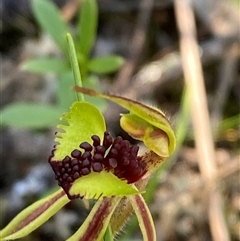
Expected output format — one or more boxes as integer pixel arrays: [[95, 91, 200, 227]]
[[32, 0, 70, 52], [1, 103, 63, 129], [57, 71, 76, 110], [78, 0, 98, 58], [88, 55, 124, 74], [69, 171, 141, 199], [0, 189, 69, 240], [21, 58, 69, 74], [67, 197, 121, 241], [53, 101, 106, 160], [129, 194, 156, 241]]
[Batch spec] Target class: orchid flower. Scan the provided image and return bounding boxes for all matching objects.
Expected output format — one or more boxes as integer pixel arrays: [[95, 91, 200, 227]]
[[1, 32, 176, 241], [0, 88, 176, 241]]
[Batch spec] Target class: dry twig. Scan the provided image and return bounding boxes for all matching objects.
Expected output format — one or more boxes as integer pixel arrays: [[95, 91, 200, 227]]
[[174, 0, 230, 240]]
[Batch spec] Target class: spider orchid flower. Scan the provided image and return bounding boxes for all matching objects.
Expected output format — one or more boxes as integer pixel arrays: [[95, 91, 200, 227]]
[[0, 88, 176, 241]]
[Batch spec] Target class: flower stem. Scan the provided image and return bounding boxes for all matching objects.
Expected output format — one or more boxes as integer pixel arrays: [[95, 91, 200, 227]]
[[66, 33, 84, 101]]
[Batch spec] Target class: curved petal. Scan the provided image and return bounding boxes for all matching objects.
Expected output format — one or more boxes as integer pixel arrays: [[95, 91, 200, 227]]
[[67, 197, 121, 241], [129, 194, 156, 241], [120, 114, 169, 157], [0, 189, 69, 240]]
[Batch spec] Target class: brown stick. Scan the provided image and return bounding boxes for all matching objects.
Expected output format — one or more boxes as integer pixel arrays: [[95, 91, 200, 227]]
[[174, 0, 230, 240]]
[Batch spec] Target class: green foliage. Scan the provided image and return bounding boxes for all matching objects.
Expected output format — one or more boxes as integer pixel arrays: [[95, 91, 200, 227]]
[[1, 103, 63, 129], [32, 0, 70, 52], [88, 55, 124, 74], [21, 58, 69, 74], [1, 0, 124, 130], [78, 0, 98, 58]]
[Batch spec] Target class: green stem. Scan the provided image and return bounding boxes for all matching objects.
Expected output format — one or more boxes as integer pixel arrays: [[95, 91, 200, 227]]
[[66, 33, 84, 101]]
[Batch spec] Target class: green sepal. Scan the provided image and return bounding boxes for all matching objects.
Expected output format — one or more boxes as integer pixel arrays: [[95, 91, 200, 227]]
[[0, 189, 69, 240], [53, 101, 106, 160], [69, 170, 142, 199]]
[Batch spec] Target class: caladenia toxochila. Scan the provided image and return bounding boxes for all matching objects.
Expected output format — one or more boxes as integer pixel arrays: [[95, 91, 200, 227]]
[[0, 34, 176, 241], [0, 89, 176, 241]]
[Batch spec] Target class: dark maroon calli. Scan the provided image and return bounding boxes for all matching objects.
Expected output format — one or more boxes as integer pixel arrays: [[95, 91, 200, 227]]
[[49, 131, 147, 199]]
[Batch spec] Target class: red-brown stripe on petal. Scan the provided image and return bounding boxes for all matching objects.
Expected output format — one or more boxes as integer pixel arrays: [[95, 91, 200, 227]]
[[130, 194, 156, 241], [79, 198, 112, 241], [67, 197, 121, 241], [15, 190, 66, 232], [1, 189, 69, 240]]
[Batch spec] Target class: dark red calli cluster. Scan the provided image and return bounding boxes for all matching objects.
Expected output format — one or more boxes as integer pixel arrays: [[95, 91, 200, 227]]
[[49, 131, 147, 199]]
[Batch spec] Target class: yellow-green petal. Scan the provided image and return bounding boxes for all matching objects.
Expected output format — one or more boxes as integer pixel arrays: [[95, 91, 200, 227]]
[[129, 194, 156, 241], [67, 197, 121, 241], [0, 189, 69, 240], [53, 101, 106, 160]]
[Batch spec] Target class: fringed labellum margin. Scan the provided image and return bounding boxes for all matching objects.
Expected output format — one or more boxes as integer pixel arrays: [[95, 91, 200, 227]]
[[49, 131, 147, 199], [49, 101, 145, 200]]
